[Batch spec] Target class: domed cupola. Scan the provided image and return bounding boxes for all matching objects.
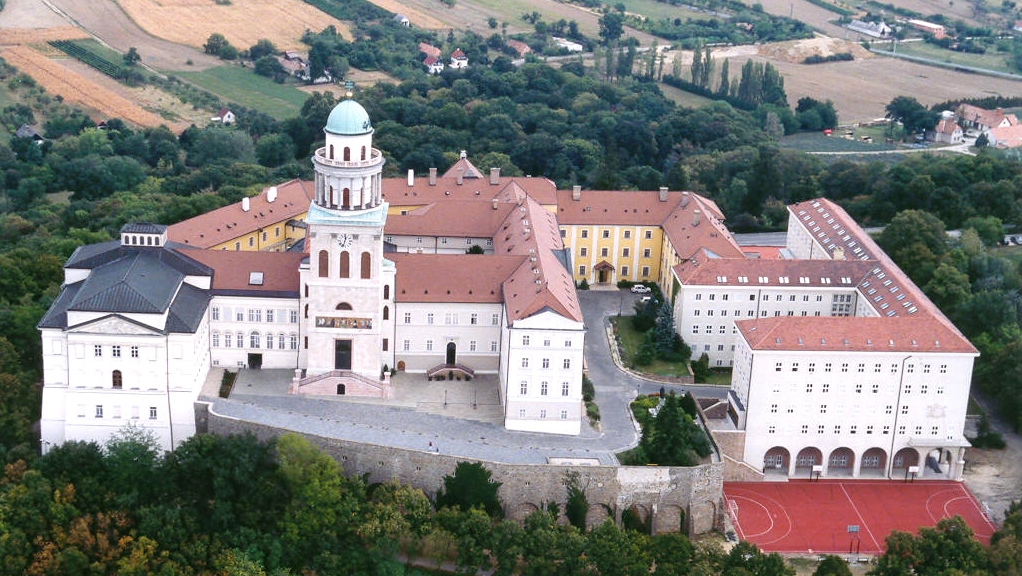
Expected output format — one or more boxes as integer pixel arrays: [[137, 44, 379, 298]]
[[311, 98, 385, 212]]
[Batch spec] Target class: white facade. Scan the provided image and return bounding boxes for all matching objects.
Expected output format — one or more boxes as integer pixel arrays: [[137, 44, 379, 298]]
[[208, 297, 301, 369], [501, 311, 585, 435], [392, 302, 503, 373], [731, 331, 975, 480]]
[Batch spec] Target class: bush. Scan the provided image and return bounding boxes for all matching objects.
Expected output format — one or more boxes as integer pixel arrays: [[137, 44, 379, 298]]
[[435, 461, 503, 518], [617, 279, 634, 288], [578, 278, 590, 290], [582, 374, 595, 402], [586, 403, 600, 421]]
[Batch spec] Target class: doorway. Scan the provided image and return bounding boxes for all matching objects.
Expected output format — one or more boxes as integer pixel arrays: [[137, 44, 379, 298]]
[[446, 342, 456, 365], [334, 340, 352, 370], [247, 353, 262, 369]]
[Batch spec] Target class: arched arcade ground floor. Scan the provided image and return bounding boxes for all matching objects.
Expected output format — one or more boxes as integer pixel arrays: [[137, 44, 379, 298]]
[[757, 444, 968, 480]]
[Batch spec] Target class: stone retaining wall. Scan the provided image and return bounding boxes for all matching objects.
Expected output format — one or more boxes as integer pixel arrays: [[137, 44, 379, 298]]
[[207, 409, 724, 536]]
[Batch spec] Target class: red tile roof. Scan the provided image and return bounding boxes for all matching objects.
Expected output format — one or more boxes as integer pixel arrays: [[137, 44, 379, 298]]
[[382, 170, 557, 207], [177, 248, 304, 295], [736, 316, 978, 354], [555, 189, 682, 225], [660, 193, 744, 260], [390, 253, 523, 303], [673, 254, 874, 288], [167, 180, 312, 249], [386, 201, 516, 238]]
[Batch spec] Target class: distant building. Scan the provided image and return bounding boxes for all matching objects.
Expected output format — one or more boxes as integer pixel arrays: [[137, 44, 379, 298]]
[[418, 43, 441, 60], [552, 37, 584, 52], [394, 14, 410, 26], [847, 20, 892, 38], [929, 112, 963, 144], [956, 104, 1017, 133], [987, 124, 1022, 148], [907, 19, 946, 39], [15, 124, 44, 142], [506, 39, 532, 58], [449, 48, 468, 69], [212, 107, 236, 125], [424, 56, 444, 74]]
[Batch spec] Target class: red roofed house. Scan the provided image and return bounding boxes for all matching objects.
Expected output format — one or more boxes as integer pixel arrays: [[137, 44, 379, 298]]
[[423, 56, 444, 74], [956, 103, 1017, 133], [929, 112, 963, 144], [212, 107, 236, 125], [449, 48, 468, 69]]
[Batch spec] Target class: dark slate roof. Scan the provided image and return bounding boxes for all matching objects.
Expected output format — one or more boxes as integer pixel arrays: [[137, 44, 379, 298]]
[[69, 252, 184, 314], [167, 283, 211, 333], [66, 242, 212, 277], [120, 222, 167, 234], [37, 281, 82, 329], [40, 243, 214, 334]]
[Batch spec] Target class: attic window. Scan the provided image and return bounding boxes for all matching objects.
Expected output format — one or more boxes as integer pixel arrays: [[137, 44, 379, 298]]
[[249, 272, 264, 285]]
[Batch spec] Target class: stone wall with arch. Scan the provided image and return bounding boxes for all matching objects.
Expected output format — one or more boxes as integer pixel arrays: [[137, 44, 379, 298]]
[[206, 410, 724, 536]]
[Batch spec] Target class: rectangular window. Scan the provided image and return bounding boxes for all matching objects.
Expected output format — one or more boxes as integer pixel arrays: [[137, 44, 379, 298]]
[[523, 335, 530, 346], [382, 339, 389, 351], [444, 313, 457, 325], [645, 230, 652, 239], [563, 358, 571, 369], [521, 358, 529, 368], [426, 340, 433, 352], [94, 345, 102, 357], [212, 332, 220, 347], [492, 314, 500, 325], [602, 229, 610, 238], [623, 230, 631, 239], [403, 340, 410, 351], [562, 382, 570, 396], [470, 313, 478, 325], [112, 345, 121, 358], [290, 335, 298, 350], [290, 310, 298, 323], [579, 265, 587, 276], [266, 334, 274, 349], [130, 346, 139, 358], [95, 405, 103, 418], [600, 247, 608, 257], [581, 230, 588, 238], [520, 381, 528, 395], [641, 266, 650, 277], [542, 358, 550, 368], [540, 410, 547, 419], [236, 309, 245, 321], [560, 409, 569, 420], [580, 247, 588, 257], [621, 266, 629, 276], [211, 306, 220, 321], [427, 313, 434, 325], [643, 248, 651, 258], [469, 340, 477, 352], [404, 312, 411, 324], [149, 406, 157, 420], [541, 382, 548, 395], [490, 341, 498, 352], [266, 309, 274, 323]]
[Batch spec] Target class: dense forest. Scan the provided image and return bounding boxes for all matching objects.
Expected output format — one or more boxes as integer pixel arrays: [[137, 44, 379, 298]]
[[1, 429, 1020, 575]]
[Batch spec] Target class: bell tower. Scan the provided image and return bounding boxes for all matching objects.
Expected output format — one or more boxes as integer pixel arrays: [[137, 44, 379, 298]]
[[300, 99, 395, 378]]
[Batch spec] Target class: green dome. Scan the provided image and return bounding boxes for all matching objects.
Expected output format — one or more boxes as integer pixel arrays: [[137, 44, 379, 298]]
[[324, 100, 373, 136]]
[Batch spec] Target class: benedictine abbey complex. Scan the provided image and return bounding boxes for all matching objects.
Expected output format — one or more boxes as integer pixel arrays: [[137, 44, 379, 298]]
[[38, 99, 977, 484]]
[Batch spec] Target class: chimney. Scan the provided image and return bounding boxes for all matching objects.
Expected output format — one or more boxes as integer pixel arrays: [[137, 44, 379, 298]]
[[693, 209, 700, 226], [490, 167, 500, 185], [659, 187, 668, 202], [460, 150, 467, 159], [572, 185, 581, 201], [492, 198, 499, 210], [681, 191, 689, 207], [242, 197, 250, 212], [456, 170, 464, 185], [429, 167, 437, 186], [833, 246, 846, 260], [267, 186, 277, 203], [407, 169, 414, 186]]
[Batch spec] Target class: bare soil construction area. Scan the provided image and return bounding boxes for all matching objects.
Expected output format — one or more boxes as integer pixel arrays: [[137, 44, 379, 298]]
[[116, 0, 351, 53]]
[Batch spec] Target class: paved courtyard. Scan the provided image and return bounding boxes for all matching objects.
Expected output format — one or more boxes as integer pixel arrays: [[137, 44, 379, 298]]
[[206, 289, 729, 465]]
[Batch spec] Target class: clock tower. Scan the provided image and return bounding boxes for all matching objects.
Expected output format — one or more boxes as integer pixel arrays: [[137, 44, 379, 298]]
[[300, 98, 395, 379]]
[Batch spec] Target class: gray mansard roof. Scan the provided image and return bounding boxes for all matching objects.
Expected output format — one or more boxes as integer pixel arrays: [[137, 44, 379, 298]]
[[38, 243, 213, 334]]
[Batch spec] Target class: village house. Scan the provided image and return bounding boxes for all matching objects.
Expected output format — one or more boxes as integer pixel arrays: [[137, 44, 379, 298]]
[[449, 48, 468, 69], [929, 112, 964, 144], [956, 103, 1016, 134], [211, 107, 236, 125]]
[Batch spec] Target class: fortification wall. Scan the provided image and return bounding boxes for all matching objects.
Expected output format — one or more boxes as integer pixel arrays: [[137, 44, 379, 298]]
[[208, 410, 724, 535]]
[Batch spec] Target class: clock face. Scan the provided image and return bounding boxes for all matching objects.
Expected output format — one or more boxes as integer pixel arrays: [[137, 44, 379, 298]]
[[338, 234, 353, 248]]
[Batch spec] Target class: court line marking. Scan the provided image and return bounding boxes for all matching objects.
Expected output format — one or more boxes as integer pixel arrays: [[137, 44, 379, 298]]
[[839, 482, 882, 551], [724, 489, 793, 545]]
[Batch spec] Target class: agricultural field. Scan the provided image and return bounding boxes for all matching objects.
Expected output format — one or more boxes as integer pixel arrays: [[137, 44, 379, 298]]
[[881, 40, 1017, 75], [780, 130, 897, 152], [604, 0, 706, 23], [0, 45, 167, 128], [175, 66, 308, 119], [117, 0, 351, 52]]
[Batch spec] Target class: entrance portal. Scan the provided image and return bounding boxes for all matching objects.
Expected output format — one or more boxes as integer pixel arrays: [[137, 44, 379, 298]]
[[446, 342, 456, 364], [334, 339, 352, 370], [247, 353, 262, 369]]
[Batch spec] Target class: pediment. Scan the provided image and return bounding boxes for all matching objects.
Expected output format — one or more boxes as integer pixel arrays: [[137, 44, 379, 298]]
[[68, 315, 161, 336]]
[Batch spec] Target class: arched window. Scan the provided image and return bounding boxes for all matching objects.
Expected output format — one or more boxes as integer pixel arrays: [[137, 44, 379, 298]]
[[342, 188, 350, 209], [318, 250, 329, 277], [383, 285, 390, 299], [329, 144, 334, 159], [224, 331, 232, 348], [361, 251, 371, 279], [361, 146, 367, 161], [250, 331, 260, 348], [339, 251, 350, 279], [383, 306, 389, 320], [112, 370, 122, 389], [304, 304, 309, 319], [336, 302, 353, 311], [343, 147, 351, 161], [212, 331, 220, 347]]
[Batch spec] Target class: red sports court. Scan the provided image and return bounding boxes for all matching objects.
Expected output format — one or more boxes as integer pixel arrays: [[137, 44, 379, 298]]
[[724, 480, 997, 554]]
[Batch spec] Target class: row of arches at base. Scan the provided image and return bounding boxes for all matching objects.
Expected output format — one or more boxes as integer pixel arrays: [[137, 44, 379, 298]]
[[763, 446, 925, 478]]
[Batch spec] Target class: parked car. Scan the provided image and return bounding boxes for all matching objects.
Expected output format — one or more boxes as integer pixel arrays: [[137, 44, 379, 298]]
[[630, 284, 652, 293]]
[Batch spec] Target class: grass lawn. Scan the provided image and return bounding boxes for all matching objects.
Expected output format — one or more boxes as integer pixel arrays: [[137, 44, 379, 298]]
[[876, 40, 1016, 75], [611, 316, 691, 379], [780, 130, 898, 153], [660, 83, 715, 108], [614, 0, 706, 22], [176, 66, 308, 119]]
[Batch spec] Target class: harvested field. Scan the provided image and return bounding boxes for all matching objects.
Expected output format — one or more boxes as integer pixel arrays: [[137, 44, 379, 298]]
[[0, 27, 87, 45], [757, 37, 871, 65], [117, 0, 351, 52], [1, 45, 165, 128], [362, 0, 448, 29]]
